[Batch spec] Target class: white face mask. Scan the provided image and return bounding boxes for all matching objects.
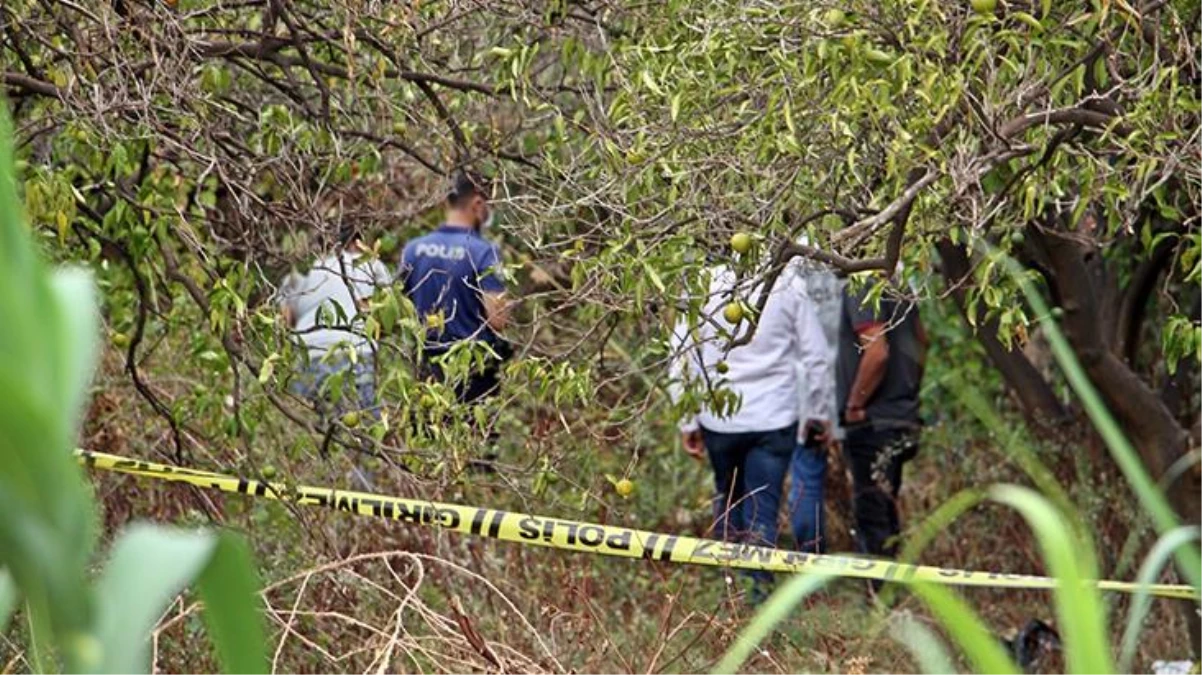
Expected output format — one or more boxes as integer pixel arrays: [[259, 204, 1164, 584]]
[[478, 209, 494, 233]]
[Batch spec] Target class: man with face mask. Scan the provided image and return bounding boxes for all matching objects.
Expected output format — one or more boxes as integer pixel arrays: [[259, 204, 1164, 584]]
[[400, 171, 510, 404]]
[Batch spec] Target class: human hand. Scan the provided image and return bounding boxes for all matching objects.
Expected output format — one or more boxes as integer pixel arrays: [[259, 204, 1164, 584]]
[[843, 405, 867, 424], [681, 430, 705, 460], [803, 418, 832, 446]]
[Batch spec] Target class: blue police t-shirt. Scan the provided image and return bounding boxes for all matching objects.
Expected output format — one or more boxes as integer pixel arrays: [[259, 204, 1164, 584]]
[[400, 225, 504, 351]]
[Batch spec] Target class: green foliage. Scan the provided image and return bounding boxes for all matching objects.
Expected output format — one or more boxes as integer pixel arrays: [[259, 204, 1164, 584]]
[[2, 0, 1198, 669], [1119, 527, 1201, 672], [891, 617, 957, 675], [908, 581, 1020, 674], [92, 526, 265, 673], [721, 252, 1199, 672], [0, 108, 266, 672], [0, 569, 16, 634], [711, 573, 830, 674], [990, 485, 1110, 673], [1007, 254, 1202, 591], [4, 0, 1194, 525], [1162, 314, 1201, 375]]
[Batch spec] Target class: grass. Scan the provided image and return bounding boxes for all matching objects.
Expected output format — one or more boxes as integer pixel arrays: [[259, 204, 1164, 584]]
[[3, 236, 1193, 672], [716, 254, 1200, 673], [50, 355, 1196, 673]]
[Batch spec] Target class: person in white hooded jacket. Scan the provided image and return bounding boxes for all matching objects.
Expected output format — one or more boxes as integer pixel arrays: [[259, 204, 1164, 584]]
[[670, 257, 833, 602]]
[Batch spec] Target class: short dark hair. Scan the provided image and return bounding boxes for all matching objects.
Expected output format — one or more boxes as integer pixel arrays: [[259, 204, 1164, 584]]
[[447, 171, 491, 207]]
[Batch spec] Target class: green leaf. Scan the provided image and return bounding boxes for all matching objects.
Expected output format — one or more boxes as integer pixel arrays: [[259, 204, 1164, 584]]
[[0, 568, 16, 633], [1118, 527, 1200, 672], [990, 485, 1112, 674], [910, 582, 1020, 674], [47, 268, 99, 447], [643, 261, 666, 293], [0, 95, 97, 663], [195, 532, 268, 674], [257, 354, 277, 385], [712, 573, 829, 673], [1003, 254, 1202, 591], [1013, 11, 1044, 31], [892, 615, 957, 674], [640, 70, 665, 96], [93, 524, 217, 673]]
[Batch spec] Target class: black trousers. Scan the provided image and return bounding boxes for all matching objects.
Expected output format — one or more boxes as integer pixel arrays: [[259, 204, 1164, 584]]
[[843, 426, 919, 558], [420, 341, 509, 404], [419, 349, 507, 464], [419, 359, 501, 404]]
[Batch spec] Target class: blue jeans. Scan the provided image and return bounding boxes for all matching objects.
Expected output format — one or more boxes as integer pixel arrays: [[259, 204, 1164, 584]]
[[290, 354, 378, 417], [788, 442, 828, 553], [701, 424, 796, 594], [290, 354, 379, 489]]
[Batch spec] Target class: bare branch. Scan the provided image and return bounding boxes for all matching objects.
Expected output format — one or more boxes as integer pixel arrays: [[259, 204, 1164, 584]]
[[831, 169, 940, 247], [998, 107, 1130, 139], [2, 71, 61, 98]]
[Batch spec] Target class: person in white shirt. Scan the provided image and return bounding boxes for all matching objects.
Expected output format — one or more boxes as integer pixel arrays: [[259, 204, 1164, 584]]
[[670, 259, 832, 603], [279, 225, 392, 419], [788, 256, 842, 554]]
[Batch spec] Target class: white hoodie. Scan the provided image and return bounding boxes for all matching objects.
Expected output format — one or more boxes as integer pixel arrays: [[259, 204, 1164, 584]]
[[670, 262, 833, 434]]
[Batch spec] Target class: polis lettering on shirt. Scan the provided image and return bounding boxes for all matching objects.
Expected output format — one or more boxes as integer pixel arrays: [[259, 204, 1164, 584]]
[[414, 243, 468, 261]]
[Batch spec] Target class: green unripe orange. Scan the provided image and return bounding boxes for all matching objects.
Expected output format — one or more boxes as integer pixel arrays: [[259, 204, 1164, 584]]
[[716, 361, 730, 374], [615, 479, 634, 497], [341, 411, 361, 428], [730, 232, 753, 255], [723, 302, 744, 324]]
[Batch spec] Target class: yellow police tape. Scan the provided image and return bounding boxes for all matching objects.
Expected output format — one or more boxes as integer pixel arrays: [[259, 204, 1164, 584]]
[[76, 449, 1198, 600]]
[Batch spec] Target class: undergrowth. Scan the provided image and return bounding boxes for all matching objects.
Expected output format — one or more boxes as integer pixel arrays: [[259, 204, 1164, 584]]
[[1, 345, 1189, 673]]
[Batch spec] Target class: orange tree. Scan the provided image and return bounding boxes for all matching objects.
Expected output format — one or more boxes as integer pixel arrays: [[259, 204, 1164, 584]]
[[538, 2, 1201, 642], [4, 0, 1198, 639]]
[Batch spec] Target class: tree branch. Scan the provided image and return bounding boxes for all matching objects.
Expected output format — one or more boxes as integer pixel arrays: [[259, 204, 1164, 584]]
[[1115, 227, 1179, 365], [72, 201, 186, 460], [1034, 217, 1191, 494], [998, 107, 1130, 139], [414, 79, 469, 163], [335, 128, 443, 175], [831, 169, 939, 248], [936, 238, 1067, 427], [194, 39, 500, 95], [2, 71, 61, 98]]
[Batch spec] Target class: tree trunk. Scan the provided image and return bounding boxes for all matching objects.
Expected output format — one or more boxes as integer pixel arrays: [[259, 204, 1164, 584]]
[[1177, 422, 1202, 653], [940, 226, 1200, 654], [1031, 222, 1200, 655], [936, 239, 1067, 429]]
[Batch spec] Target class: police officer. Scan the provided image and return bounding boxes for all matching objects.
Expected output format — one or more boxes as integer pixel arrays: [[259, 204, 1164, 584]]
[[400, 170, 511, 475]]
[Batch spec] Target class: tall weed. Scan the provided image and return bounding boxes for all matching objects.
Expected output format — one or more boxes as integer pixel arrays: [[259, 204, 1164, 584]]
[[0, 106, 267, 672]]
